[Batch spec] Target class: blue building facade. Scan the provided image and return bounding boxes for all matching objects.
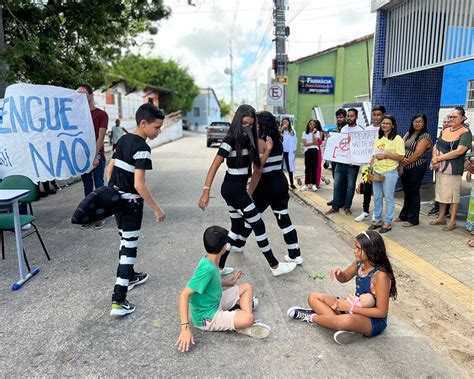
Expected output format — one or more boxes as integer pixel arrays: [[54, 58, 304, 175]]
[[184, 88, 221, 131], [440, 60, 474, 107]]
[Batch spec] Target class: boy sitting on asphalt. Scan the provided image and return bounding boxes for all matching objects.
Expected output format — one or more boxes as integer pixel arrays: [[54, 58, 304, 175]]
[[176, 225, 271, 352]]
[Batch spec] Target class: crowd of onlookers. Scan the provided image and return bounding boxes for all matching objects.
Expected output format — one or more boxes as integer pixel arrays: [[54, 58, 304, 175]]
[[280, 105, 473, 246]]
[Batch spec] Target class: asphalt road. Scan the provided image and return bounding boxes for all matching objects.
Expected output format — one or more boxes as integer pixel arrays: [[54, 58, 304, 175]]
[[0, 131, 466, 377]]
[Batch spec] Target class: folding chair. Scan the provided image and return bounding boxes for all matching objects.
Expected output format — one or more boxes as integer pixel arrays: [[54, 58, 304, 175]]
[[0, 175, 51, 270]]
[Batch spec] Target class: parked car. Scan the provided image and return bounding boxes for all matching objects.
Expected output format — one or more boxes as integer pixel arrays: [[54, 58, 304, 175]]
[[206, 121, 230, 147], [182, 119, 191, 130]]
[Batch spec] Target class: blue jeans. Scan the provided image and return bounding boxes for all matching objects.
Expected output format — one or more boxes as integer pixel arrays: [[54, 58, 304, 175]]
[[332, 163, 359, 210], [372, 168, 399, 225], [81, 156, 106, 197]]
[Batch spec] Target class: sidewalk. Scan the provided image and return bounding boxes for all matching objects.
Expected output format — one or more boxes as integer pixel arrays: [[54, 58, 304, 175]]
[[291, 157, 474, 314]]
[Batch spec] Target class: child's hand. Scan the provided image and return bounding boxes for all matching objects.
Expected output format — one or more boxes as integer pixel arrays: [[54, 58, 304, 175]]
[[176, 327, 195, 353], [230, 270, 244, 285], [264, 136, 273, 153], [198, 191, 210, 210], [154, 207, 166, 222], [329, 267, 342, 280], [335, 298, 351, 312]]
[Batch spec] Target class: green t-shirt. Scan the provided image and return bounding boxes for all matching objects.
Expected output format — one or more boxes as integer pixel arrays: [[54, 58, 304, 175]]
[[187, 257, 222, 327]]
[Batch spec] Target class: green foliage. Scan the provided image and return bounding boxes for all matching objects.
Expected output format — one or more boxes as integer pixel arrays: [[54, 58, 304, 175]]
[[219, 98, 230, 118], [108, 54, 199, 113], [1, 0, 170, 89]]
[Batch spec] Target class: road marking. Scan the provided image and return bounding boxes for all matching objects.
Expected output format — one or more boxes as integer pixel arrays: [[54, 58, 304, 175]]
[[295, 190, 474, 313]]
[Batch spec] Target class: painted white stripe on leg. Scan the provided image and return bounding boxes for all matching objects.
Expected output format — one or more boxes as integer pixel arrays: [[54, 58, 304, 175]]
[[260, 244, 272, 252], [120, 240, 138, 249], [121, 230, 140, 238], [119, 256, 137, 265], [287, 243, 299, 250], [246, 214, 261, 223], [228, 231, 239, 241], [244, 222, 251, 229], [273, 209, 288, 215], [244, 203, 256, 212], [282, 225, 295, 234], [255, 233, 268, 242], [229, 212, 242, 219], [116, 278, 129, 286], [237, 235, 247, 241]]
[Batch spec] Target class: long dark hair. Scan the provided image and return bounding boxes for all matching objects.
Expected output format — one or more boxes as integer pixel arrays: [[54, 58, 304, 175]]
[[407, 113, 428, 141], [227, 104, 260, 168], [257, 111, 282, 143], [378, 114, 398, 140], [356, 231, 397, 300], [305, 119, 324, 141], [281, 117, 294, 135]]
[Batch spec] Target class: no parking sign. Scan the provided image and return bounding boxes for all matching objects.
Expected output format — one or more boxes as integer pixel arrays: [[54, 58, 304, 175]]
[[267, 84, 284, 107]]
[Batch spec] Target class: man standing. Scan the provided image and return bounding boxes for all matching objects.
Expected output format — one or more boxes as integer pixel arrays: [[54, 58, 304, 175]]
[[326, 108, 364, 215], [355, 105, 386, 222], [112, 118, 129, 151], [77, 83, 109, 230]]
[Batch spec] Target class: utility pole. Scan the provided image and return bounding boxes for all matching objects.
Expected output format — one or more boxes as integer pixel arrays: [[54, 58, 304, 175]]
[[224, 39, 234, 111], [273, 0, 288, 114]]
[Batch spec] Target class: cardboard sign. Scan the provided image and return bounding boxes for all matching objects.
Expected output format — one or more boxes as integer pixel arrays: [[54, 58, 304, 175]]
[[323, 133, 351, 164], [0, 83, 96, 183], [349, 130, 379, 164]]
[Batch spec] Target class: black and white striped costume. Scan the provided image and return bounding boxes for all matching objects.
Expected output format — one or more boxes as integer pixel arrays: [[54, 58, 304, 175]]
[[109, 133, 151, 302], [247, 139, 301, 259], [217, 135, 279, 269]]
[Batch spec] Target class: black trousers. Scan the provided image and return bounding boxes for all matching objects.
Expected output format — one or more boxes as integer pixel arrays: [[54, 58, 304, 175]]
[[112, 198, 143, 302], [362, 181, 373, 213], [219, 177, 279, 269], [282, 152, 294, 186], [399, 163, 426, 225], [304, 149, 318, 185]]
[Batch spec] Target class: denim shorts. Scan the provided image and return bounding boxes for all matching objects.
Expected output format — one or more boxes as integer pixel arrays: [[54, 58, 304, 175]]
[[370, 316, 388, 337]]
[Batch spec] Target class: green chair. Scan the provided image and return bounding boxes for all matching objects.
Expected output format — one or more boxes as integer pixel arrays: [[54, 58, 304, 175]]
[[0, 175, 51, 270]]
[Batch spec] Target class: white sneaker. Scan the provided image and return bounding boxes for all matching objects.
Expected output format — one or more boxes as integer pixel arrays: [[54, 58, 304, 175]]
[[236, 322, 271, 339], [271, 262, 297, 276], [300, 185, 308, 191], [21, 223, 32, 231], [231, 246, 244, 253], [312, 185, 318, 191], [220, 267, 235, 276], [284, 255, 304, 265], [354, 212, 370, 222], [333, 330, 364, 345]]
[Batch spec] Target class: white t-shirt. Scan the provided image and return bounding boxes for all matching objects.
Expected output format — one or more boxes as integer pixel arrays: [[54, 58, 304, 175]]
[[282, 130, 297, 153], [365, 124, 380, 131], [302, 131, 321, 153], [340, 124, 365, 134]]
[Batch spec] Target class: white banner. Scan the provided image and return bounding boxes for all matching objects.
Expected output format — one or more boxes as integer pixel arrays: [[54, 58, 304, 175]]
[[323, 133, 351, 164], [0, 83, 96, 183], [323, 130, 378, 164], [267, 84, 284, 107], [349, 129, 379, 164]]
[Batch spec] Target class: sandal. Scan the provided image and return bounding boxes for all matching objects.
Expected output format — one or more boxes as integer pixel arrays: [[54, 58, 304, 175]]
[[442, 224, 457, 231], [368, 223, 382, 230], [379, 225, 392, 233], [468, 239, 474, 247], [429, 219, 447, 225], [402, 222, 415, 227]]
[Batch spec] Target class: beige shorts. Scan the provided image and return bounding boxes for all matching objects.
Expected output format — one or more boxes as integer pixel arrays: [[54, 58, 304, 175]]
[[435, 172, 462, 204], [197, 286, 240, 332]]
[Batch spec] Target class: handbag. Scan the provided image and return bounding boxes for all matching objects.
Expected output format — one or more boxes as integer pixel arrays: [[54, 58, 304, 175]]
[[367, 158, 385, 183]]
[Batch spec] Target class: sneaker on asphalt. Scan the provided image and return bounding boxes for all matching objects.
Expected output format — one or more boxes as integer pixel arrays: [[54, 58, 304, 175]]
[[220, 267, 235, 276], [230, 246, 244, 253], [333, 330, 363, 345], [428, 207, 439, 215], [312, 185, 318, 191], [287, 306, 315, 322], [81, 223, 93, 230], [354, 212, 370, 222], [300, 185, 308, 191], [110, 299, 135, 316], [21, 223, 32, 231], [252, 296, 259, 310], [128, 272, 148, 291], [284, 255, 304, 265], [271, 262, 297, 276], [236, 322, 271, 339], [94, 220, 106, 230]]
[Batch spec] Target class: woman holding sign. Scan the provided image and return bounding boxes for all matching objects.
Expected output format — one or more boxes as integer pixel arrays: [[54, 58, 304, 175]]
[[368, 115, 405, 233]]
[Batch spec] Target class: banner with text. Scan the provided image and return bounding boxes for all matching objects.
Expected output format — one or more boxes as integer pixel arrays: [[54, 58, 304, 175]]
[[323, 130, 378, 164], [0, 83, 96, 183]]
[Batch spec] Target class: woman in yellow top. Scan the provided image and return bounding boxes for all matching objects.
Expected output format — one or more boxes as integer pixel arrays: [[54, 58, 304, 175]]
[[368, 115, 405, 233]]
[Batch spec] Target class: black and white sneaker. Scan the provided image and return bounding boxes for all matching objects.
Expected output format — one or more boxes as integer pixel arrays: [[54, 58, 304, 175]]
[[128, 272, 148, 291], [110, 299, 135, 316], [333, 330, 363, 345], [287, 306, 315, 322]]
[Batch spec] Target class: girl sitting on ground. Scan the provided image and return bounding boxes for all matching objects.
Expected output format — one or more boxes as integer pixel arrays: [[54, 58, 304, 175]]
[[287, 230, 397, 345]]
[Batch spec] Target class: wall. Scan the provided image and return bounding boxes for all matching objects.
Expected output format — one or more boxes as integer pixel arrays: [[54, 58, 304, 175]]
[[440, 59, 474, 106], [185, 90, 222, 130], [288, 36, 373, 153]]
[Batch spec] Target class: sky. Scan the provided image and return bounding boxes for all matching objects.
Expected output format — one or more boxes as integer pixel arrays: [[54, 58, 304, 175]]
[[137, 0, 376, 108]]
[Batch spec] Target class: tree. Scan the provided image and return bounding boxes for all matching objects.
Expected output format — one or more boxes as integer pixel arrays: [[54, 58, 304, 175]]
[[0, 0, 170, 95], [108, 54, 199, 113], [219, 98, 230, 118]]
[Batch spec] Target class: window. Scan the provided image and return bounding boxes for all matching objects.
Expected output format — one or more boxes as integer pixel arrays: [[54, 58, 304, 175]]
[[193, 107, 200, 117], [467, 80, 474, 109], [105, 93, 115, 105]]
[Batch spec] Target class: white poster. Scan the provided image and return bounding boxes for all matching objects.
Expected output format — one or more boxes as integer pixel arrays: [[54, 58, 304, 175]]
[[0, 83, 96, 183], [349, 129, 379, 164], [267, 84, 284, 107], [323, 133, 351, 164]]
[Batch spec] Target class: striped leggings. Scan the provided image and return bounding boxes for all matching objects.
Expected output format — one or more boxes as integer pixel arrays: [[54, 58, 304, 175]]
[[219, 180, 279, 269], [112, 198, 143, 303]]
